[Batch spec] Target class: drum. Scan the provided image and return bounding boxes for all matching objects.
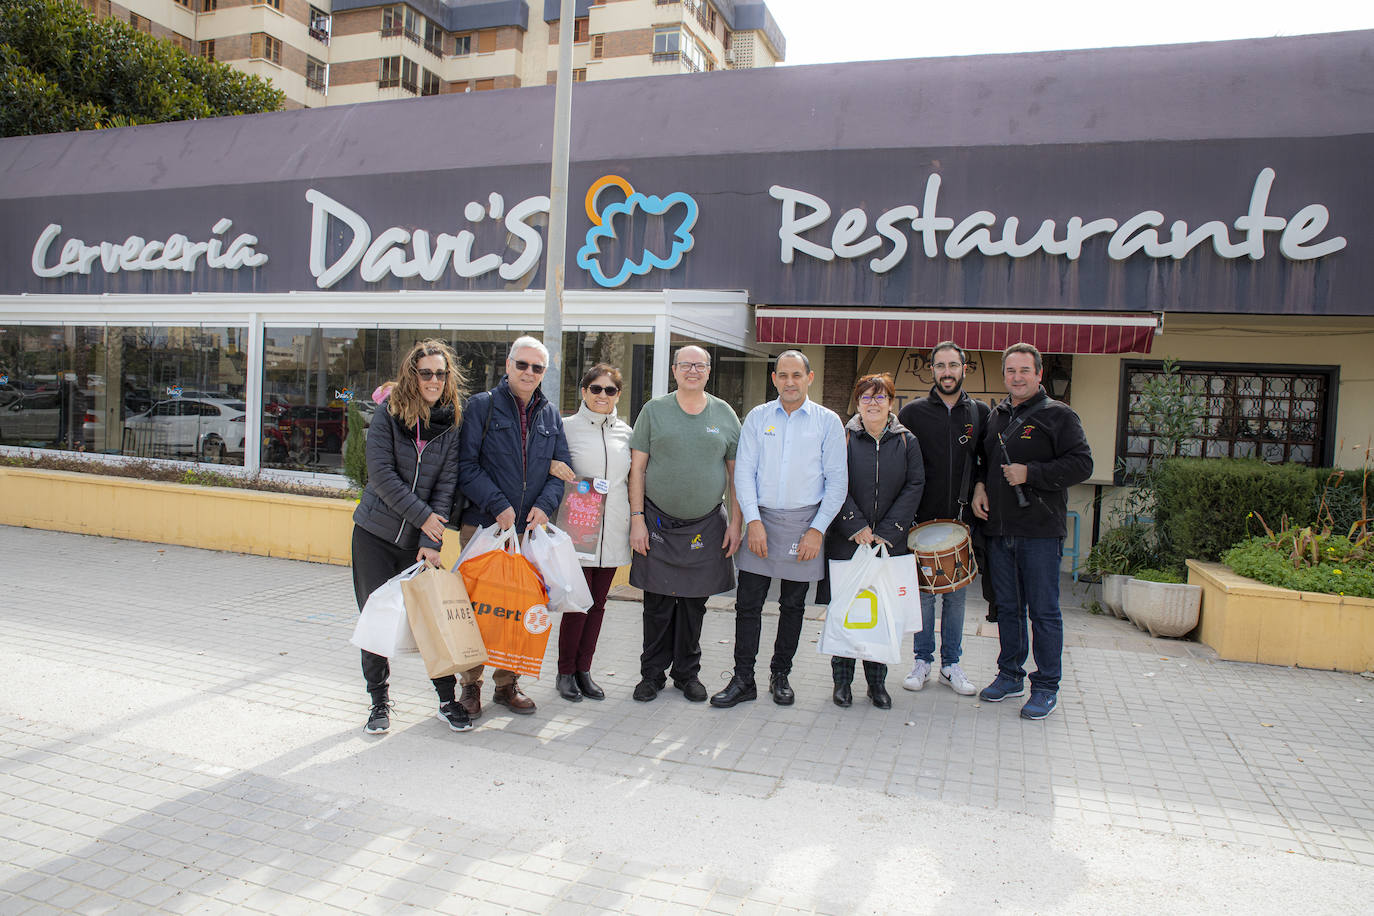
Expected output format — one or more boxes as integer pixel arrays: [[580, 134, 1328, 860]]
[[907, 519, 977, 594]]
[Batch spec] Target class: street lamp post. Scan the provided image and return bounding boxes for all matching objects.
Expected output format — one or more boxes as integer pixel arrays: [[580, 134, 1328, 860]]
[[541, 0, 576, 408]]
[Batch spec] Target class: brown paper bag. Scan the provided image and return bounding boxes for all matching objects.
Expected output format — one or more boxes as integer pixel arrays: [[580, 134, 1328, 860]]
[[401, 565, 488, 679]]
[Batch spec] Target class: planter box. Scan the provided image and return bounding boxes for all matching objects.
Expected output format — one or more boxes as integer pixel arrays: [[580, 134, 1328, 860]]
[[0, 466, 355, 565], [1187, 560, 1374, 673], [1102, 574, 1130, 619], [1122, 578, 1202, 638]]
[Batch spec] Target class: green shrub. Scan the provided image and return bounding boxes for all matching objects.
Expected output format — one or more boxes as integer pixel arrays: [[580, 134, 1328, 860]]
[[1131, 567, 1186, 584], [1153, 458, 1320, 569], [343, 401, 368, 490], [1224, 536, 1374, 599], [1082, 521, 1156, 578]]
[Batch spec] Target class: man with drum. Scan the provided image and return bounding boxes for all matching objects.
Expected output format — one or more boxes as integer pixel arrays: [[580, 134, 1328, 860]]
[[712, 350, 847, 708], [971, 343, 1092, 720], [896, 341, 990, 697]]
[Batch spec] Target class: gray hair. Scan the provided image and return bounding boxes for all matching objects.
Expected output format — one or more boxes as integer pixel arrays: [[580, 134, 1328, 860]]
[[775, 349, 811, 373], [672, 344, 711, 366], [508, 335, 549, 363]]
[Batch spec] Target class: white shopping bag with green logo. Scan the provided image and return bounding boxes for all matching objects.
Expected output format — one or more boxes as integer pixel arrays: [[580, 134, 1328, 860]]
[[818, 544, 906, 665]]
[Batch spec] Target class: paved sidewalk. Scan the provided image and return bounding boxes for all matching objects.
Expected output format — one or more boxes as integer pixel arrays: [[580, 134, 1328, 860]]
[[1, 526, 1371, 914]]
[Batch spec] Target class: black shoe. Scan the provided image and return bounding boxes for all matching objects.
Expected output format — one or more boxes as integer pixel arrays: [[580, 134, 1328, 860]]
[[710, 676, 758, 708], [674, 677, 707, 703], [868, 684, 893, 709], [365, 700, 393, 734], [832, 684, 852, 708], [633, 679, 660, 702], [556, 673, 582, 702], [575, 671, 605, 700], [437, 700, 473, 732], [769, 673, 795, 706]]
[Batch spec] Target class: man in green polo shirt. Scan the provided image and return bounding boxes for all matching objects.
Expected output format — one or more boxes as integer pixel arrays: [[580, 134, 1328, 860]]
[[628, 345, 743, 702]]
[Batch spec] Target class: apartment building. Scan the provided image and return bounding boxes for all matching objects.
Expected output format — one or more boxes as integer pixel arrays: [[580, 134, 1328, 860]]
[[79, 0, 784, 109]]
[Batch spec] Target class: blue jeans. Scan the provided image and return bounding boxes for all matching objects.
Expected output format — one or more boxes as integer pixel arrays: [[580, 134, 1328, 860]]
[[913, 588, 966, 667], [986, 536, 1064, 692]]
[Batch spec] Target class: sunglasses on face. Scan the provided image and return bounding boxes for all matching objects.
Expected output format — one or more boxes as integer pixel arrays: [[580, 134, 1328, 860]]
[[416, 369, 448, 381], [513, 359, 546, 374], [586, 384, 619, 396]]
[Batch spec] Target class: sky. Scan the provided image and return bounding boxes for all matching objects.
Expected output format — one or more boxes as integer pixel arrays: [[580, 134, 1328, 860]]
[[767, 0, 1374, 66]]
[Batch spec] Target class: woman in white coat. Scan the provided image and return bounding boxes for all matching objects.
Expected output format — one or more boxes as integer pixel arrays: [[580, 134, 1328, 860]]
[[555, 363, 633, 702]]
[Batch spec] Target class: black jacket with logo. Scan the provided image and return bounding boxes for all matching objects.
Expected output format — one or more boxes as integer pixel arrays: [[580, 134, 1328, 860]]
[[982, 387, 1093, 539], [897, 387, 990, 525]]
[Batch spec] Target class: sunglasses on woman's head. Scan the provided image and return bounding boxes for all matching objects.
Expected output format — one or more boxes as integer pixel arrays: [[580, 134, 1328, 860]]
[[513, 359, 546, 374], [587, 384, 618, 396], [416, 368, 448, 381]]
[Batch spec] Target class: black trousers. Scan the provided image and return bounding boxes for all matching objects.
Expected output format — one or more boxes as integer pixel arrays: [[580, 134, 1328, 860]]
[[351, 525, 457, 704], [831, 656, 888, 687], [640, 591, 707, 686], [732, 570, 809, 682], [974, 540, 999, 622]]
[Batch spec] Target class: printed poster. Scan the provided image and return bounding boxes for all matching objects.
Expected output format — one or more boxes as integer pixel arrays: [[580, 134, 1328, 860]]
[[556, 477, 607, 561]]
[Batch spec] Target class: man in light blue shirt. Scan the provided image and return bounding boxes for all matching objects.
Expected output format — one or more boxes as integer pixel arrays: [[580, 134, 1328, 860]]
[[711, 350, 847, 708]]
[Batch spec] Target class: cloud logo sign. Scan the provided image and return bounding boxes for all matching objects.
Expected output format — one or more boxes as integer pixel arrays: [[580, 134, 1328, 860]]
[[576, 175, 698, 288]]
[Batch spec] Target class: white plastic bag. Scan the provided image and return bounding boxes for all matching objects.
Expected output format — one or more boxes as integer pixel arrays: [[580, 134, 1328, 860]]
[[350, 561, 424, 657], [457, 523, 510, 566], [521, 523, 593, 614], [818, 544, 905, 665]]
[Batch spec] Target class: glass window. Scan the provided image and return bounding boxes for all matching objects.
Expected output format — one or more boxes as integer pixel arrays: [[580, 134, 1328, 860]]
[[1118, 361, 1336, 472], [653, 28, 682, 56], [0, 324, 247, 464]]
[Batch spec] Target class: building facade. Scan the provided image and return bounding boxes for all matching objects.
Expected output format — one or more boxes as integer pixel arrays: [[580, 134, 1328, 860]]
[[2, 30, 1372, 565], [77, 0, 784, 108]]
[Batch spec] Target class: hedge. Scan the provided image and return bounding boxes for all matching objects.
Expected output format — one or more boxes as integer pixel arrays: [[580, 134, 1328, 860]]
[[1152, 458, 1366, 568]]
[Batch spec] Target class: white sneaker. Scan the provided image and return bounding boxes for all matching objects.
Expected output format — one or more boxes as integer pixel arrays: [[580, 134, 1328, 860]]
[[940, 663, 977, 696], [902, 659, 932, 691]]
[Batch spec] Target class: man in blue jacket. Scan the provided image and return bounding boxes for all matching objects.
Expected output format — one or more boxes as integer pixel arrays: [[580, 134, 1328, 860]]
[[457, 336, 572, 718]]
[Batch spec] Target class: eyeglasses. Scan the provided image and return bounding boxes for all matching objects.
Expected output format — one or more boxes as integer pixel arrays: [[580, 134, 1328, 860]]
[[932, 362, 964, 371], [859, 394, 889, 404], [512, 360, 546, 374], [675, 362, 709, 372], [586, 384, 619, 396], [416, 369, 448, 381]]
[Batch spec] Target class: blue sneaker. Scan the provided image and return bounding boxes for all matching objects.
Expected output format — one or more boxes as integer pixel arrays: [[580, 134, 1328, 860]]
[[1020, 689, 1058, 720], [978, 674, 1027, 702]]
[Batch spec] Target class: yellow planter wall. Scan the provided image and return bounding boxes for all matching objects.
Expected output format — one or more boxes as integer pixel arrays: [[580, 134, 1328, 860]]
[[1188, 560, 1374, 673], [0, 467, 354, 565]]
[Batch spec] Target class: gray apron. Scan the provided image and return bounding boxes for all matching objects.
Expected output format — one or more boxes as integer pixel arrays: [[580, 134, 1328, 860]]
[[735, 503, 825, 582], [629, 498, 736, 598]]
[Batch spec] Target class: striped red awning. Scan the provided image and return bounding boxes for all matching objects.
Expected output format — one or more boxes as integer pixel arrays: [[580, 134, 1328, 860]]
[[754, 309, 1158, 354]]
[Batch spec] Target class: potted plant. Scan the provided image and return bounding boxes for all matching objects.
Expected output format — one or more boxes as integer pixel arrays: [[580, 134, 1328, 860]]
[[1082, 521, 1155, 618], [1122, 567, 1202, 637]]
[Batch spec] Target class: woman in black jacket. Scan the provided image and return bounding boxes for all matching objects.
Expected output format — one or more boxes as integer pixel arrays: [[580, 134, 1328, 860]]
[[819, 373, 925, 709], [352, 339, 469, 736]]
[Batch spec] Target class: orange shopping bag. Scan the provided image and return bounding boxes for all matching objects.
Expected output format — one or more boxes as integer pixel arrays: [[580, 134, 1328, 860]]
[[456, 528, 553, 679]]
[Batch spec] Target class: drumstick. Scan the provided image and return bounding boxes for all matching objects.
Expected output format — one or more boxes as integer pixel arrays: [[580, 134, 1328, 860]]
[[996, 429, 1031, 509]]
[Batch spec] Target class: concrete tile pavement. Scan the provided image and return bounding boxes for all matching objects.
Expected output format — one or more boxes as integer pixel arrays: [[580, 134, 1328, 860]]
[[1, 525, 1372, 914]]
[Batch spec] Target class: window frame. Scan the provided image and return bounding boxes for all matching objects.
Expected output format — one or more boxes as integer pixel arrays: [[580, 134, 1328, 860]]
[[250, 32, 281, 65], [1115, 359, 1339, 479]]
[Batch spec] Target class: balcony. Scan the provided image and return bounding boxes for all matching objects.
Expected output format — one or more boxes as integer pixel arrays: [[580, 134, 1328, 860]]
[[308, 24, 329, 45], [380, 26, 421, 47], [378, 77, 418, 94]]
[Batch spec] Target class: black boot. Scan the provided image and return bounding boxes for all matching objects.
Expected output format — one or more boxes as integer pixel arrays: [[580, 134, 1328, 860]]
[[832, 682, 852, 707], [556, 673, 582, 702], [574, 671, 604, 700]]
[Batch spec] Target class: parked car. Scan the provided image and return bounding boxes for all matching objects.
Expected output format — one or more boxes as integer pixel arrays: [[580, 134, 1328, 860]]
[[122, 397, 247, 462], [0, 388, 62, 445], [278, 404, 347, 454]]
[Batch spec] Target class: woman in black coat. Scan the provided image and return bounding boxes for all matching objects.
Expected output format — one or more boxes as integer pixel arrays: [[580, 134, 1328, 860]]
[[819, 373, 925, 709], [351, 339, 469, 736]]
